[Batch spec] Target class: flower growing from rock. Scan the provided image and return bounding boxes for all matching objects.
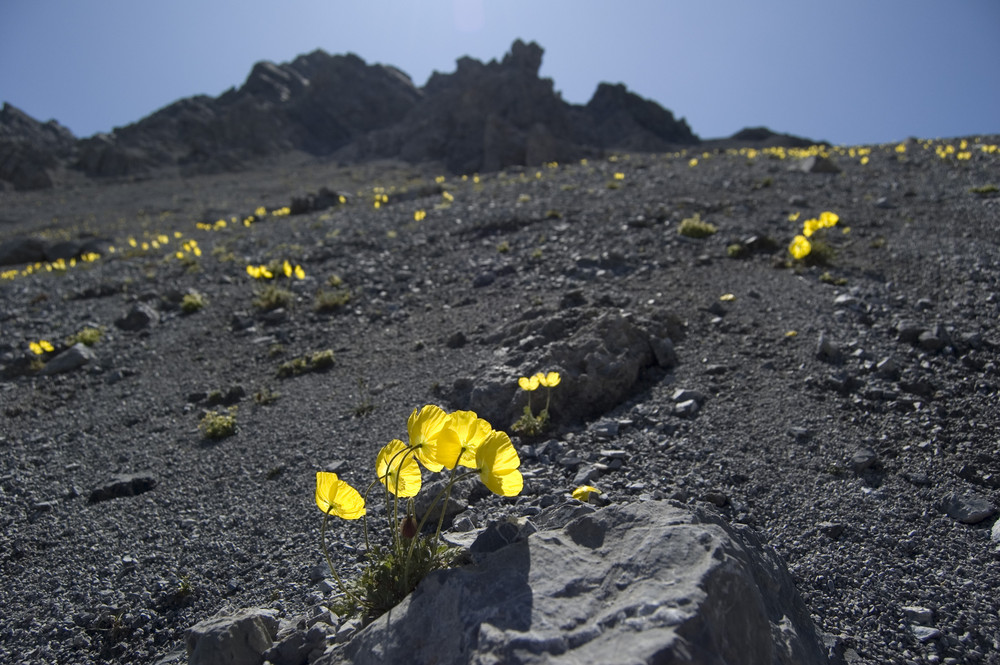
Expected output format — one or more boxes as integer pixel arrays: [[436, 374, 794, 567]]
[[513, 371, 561, 435], [315, 405, 522, 619]]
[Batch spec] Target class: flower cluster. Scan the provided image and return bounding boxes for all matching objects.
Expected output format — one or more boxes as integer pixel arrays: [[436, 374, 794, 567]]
[[246, 260, 305, 280], [513, 371, 561, 435], [788, 210, 840, 261], [315, 405, 521, 615], [29, 340, 54, 355]]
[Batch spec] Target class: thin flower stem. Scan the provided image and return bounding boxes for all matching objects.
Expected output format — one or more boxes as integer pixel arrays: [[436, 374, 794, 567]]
[[320, 510, 364, 607]]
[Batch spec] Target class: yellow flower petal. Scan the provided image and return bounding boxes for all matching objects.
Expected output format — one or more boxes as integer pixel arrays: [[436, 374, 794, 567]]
[[476, 430, 522, 496], [447, 410, 494, 468], [376, 439, 422, 497], [518, 376, 540, 391], [571, 485, 601, 502], [294, 265, 305, 280], [789, 235, 812, 260], [315, 472, 366, 519], [802, 219, 820, 237], [29, 341, 43, 355], [819, 211, 839, 228], [407, 404, 450, 471], [544, 371, 561, 387]]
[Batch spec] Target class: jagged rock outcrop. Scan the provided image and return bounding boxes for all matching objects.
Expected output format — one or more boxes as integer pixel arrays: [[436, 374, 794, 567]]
[[316, 501, 831, 665], [347, 40, 698, 173], [74, 50, 423, 177], [0, 103, 76, 190], [2, 41, 706, 189]]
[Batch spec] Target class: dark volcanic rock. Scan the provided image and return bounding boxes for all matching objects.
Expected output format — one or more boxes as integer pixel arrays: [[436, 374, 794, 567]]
[[88, 473, 158, 503], [0, 103, 76, 190]]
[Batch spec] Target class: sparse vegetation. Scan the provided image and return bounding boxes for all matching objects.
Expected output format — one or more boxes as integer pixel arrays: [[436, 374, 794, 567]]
[[677, 214, 717, 238], [66, 326, 103, 346], [180, 291, 206, 314], [199, 407, 237, 439], [252, 284, 294, 311], [277, 349, 335, 378], [314, 288, 351, 313]]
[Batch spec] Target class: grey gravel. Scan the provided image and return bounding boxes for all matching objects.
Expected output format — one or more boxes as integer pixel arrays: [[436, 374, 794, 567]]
[[1, 138, 999, 665]]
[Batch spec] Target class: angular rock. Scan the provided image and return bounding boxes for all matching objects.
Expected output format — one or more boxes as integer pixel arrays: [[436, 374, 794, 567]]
[[39, 343, 96, 376], [87, 473, 157, 504], [0, 236, 48, 266], [850, 447, 877, 473], [792, 155, 841, 174], [186, 608, 279, 665], [942, 492, 997, 524], [115, 302, 159, 330], [317, 501, 829, 665]]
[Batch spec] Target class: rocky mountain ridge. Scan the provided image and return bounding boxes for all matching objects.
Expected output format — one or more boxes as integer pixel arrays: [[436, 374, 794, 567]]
[[3, 39, 777, 191]]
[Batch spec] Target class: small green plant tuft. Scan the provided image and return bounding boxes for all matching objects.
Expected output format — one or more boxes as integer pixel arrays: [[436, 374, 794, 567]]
[[180, 291, 206, 314], [969, 184, 998, 196], [252, 284, 293, 311], [314, 288, 351, 313], [497, 240, 511, 254], [277, 349, 335, 378], [66, 326, 103, 347], [726, 243, 749, 259], [678, 214, 717, 238], [199, 407, 237, 439], [254, 387, 280, 405]]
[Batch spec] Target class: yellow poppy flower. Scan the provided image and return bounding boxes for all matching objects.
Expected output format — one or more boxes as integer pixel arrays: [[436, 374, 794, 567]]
[[283, 260, 293, 278], [819, 211, 839, 228], [407, 405, 455, 472], [294, 265, 305, 280], [315, 472, 366, 519], [802, 219, 821, 237], [789, 235, 812, 260], [476, 430, 523, 497], [446, 410, 494, 468], [571, 485, 601, 502], [537, 371, 561, 388], [518, 375, 540, 391], [376, 439, 422, 497]]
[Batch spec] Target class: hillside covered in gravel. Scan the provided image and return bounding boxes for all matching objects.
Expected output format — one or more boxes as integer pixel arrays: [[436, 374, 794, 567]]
[[2, 134, 1000, 664]]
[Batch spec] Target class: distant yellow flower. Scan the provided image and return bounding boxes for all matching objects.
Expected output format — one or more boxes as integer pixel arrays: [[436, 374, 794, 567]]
[[819, 211, 839, 227], [688, 158, 698, 167], [788, 212, 800, 222], [785, 330, 798, 337], [476, 430, 522, 497], [315, 472, 366, 519], [414, 209, 426, 222], [294, 265, 305, 280], [571, 485, 601, 502], [376, 439, 422, 497], [802, 219, 821, 237], [442, 191, 454, 202], [895, 143, 906, 154], [29, 340, 54, 355], [537, 371, 561, 387], [789, 235, 812, 260], [860, 156, 869, 165], [283, 260, 293, 278], [613, 172, 625, 180], [435, 175, 446, 184], [518, 375, 541, 391]]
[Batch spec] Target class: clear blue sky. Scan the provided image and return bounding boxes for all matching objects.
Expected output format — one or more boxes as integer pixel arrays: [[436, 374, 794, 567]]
[[2, 1, 998, 146]]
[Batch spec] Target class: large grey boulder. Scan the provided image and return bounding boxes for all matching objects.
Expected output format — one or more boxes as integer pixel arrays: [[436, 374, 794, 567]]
[[186, 608, 279, 665], [448, 308, 681, 427], [317, 501, 829, 665]]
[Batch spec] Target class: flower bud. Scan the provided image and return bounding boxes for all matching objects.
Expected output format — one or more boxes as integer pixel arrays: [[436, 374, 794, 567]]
[[400, 515, 418, 539]]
